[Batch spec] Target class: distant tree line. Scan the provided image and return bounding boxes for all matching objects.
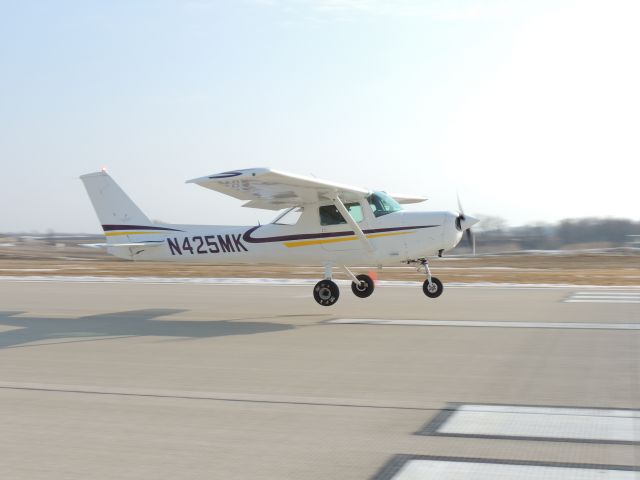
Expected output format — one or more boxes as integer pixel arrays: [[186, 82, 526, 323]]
[[460, 216, 640, 252]]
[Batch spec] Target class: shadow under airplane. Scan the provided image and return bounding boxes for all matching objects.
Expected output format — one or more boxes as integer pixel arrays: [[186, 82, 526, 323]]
[[0, 309, 295, 349]]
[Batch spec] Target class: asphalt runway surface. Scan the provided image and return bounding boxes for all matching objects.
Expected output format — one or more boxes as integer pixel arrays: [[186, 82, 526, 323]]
[[0, 279, 639, 479]]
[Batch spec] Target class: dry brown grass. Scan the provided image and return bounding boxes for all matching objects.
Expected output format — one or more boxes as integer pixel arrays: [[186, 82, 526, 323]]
[[0, 243, 639, 285]]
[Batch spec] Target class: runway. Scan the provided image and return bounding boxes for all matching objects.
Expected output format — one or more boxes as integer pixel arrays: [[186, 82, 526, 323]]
[[0, 279, 638, 479]]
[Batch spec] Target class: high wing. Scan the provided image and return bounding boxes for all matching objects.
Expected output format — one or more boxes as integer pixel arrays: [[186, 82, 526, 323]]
[[187, 168, 369, 209], [186, 168, 426, 209]]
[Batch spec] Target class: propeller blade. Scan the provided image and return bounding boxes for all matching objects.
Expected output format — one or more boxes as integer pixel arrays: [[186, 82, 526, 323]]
[[465, 228, 476, 256], [472, 230, 476, 256], [456, 193, 465, 219], [457, 194, 478, 255]]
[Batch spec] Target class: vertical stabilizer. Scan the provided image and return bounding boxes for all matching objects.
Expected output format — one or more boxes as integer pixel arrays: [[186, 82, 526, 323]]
[[80, 171, 152, 230]]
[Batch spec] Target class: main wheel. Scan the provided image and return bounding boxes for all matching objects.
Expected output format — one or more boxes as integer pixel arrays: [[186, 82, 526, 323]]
[[313, 280, 340, 306], [423, 277, 443, 298], [351, 274, 375, 298]]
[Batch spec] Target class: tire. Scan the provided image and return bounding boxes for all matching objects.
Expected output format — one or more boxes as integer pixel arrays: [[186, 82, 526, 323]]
[[313, 279, 340, 306], [423, 277, 443, 298], [351, 274, 375, 298]]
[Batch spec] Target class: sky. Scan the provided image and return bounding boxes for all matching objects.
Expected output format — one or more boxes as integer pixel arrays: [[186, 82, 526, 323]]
[[1, 0, 639, 233]]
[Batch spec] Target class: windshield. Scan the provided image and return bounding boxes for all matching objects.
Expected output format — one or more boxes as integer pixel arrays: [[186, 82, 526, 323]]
[[367, 191, 403, 217]]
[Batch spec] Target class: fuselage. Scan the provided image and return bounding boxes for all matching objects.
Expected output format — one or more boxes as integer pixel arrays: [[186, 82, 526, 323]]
[[106, 210, 463, 265]]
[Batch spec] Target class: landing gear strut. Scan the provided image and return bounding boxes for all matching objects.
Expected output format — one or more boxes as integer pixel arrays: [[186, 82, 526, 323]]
[[418, 259, 443, 298]]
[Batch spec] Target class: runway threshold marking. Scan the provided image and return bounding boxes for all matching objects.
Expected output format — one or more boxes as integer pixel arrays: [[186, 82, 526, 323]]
[[564, 291, 640, 304], [374, 456, 640, 480], [418, 403, 640, 444], [329, 319, 640, 330]]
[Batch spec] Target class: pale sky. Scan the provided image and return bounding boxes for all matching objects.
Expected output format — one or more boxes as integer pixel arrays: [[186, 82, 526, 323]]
[[1, 0, 639, 233]]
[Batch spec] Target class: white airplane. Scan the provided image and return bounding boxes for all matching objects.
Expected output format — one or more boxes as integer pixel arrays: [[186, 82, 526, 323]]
[[80, 168, 478, 306]]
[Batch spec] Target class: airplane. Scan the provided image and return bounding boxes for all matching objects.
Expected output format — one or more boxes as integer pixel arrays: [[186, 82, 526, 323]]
[[80, 168, 478, 306]]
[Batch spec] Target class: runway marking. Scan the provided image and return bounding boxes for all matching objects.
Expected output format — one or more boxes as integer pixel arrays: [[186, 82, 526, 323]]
[[564, 291, 640, 304], [329, 319, 640, 330], [418, 403, 640, 444], [0, 382, 439, 412], [374, 455, 640, 480]]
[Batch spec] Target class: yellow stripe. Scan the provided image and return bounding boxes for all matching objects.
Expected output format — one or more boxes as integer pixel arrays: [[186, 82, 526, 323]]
[[284, 235, 358, 248], [284, 231, 413, 248], [367, 231, 412, 240], [104, 231, 167, 237]]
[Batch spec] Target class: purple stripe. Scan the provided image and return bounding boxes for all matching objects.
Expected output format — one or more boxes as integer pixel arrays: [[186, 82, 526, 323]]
[[208, 171, 243, 179], [102, 224, 183, 232], [242, 224, 438, 244]]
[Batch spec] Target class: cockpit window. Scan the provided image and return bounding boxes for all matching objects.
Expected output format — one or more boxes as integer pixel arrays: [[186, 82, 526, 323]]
[[272, 207, 303, 225], [367, 192, 402, 217], [319, 202, 363, 226]]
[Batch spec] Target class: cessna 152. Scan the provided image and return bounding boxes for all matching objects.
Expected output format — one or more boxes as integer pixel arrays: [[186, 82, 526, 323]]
[[81, 168, 478, 306]]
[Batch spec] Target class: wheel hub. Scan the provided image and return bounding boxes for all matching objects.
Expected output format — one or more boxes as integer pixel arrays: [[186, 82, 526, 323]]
[[318, 287, 332, 300]]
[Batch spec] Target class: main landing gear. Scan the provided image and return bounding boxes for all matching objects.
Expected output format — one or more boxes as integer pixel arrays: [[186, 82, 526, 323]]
[[313, 264, 375, 306], [313, 279, 340, 306], [351, 274, 375, 298]]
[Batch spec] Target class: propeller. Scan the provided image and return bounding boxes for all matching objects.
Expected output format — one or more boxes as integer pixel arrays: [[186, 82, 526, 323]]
[[456, 194, 478, 255]]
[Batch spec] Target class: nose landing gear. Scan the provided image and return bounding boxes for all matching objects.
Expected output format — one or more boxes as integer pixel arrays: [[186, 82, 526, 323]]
[[418, 258, 443, 298]]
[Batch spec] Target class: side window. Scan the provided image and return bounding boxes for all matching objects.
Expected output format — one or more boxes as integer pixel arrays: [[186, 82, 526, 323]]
[[272, 207, 303, 225], [319, 203, 363, 226], [347, 203, 363, 222]]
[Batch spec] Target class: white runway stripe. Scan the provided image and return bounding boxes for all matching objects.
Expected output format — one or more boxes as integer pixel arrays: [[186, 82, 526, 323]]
[[565, 299, 640, 304], [564, 291, 640, 304], [390, 459, 638, 480], [428, 404, 640, 443], [575, 291, 640, 296], [329, 319, 640, 330]]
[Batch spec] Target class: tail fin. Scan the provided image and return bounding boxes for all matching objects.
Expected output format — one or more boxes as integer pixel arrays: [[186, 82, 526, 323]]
[[80, 171, 152, 232]]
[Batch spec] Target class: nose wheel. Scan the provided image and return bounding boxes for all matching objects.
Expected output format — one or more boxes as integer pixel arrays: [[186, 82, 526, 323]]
[[423, 277, 443, 298]]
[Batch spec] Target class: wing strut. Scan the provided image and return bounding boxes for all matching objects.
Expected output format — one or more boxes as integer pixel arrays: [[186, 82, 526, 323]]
[[331, 195, 374, 252]]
